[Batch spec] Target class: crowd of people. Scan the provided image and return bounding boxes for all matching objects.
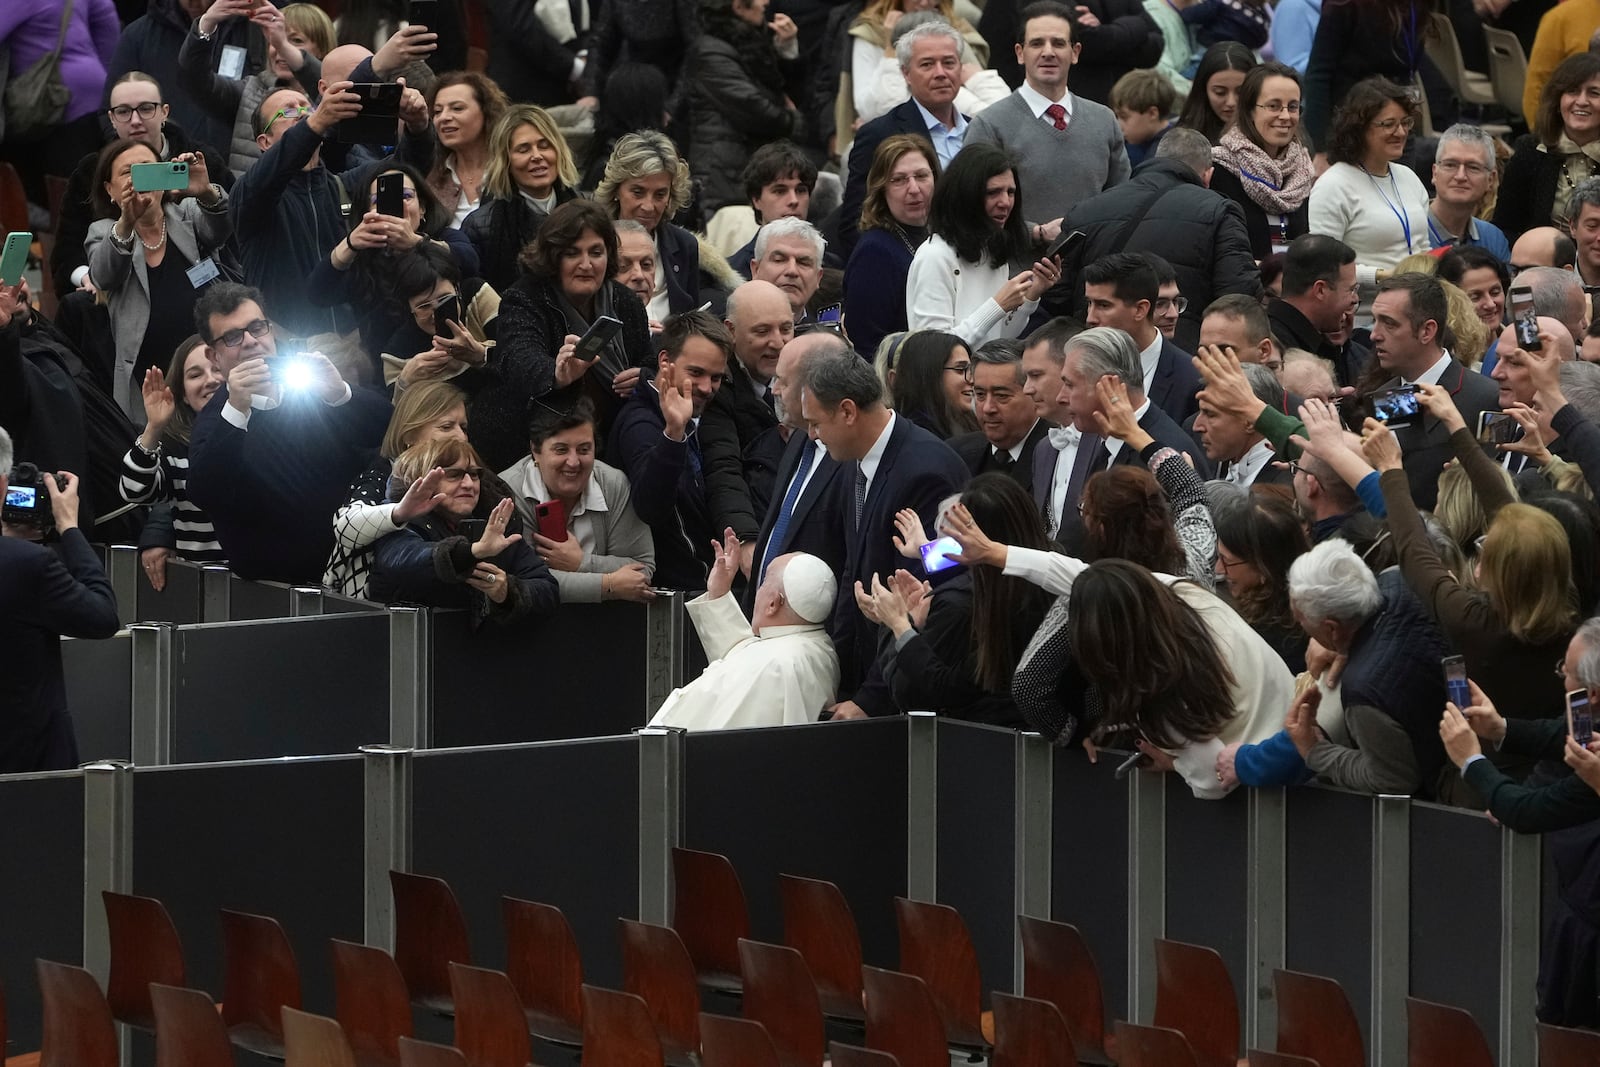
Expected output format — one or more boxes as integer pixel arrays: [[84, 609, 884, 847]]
[[8, 0, 1600, 1029]]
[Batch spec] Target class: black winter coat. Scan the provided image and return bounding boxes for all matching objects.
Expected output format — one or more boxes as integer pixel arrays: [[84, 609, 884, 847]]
[[461, 186, 580, 293], [979, 0, 1159, 103], [684, 34, 801, 212], [1492, 134, 1565, 243], [1208, 164, 1310, 261], [483, 0, 586, 104]]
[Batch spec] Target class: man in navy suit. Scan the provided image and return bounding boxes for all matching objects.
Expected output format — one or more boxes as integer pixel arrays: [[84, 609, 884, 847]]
[[837, 20, 971, 258], [800, 349, 969, 718], [0, 425, 120, 773], [743, 333, 849, 615], [948, 339, 1049, 490], [1082, 254, 1202, 427]]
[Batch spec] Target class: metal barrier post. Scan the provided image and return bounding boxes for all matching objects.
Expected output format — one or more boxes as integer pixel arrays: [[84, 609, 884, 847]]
[[290, 586, 325, 616], [1127, 767, 1166, 1022], [129, 623, 173, 766], [1370, 794, 1410, 1067], [361, 745, 413, 950], [1498, 825, 1541, 1067], [644, 593, 685, 718], [906, 712, 938, 903], [1013, 731, 1053, 992], [389, 607, 432, 749], [637, 727, 684, 925], [1246, 787, 1287, 1046], [107, 545, 140, 626], [201, 565, 231, 622]]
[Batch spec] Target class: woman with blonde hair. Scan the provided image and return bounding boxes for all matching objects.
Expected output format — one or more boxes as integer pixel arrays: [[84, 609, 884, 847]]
[[461, 104, 580, 291], [595, 131, 735, 320], [323, 381, 476, 597], [426, 71, 511, 228]]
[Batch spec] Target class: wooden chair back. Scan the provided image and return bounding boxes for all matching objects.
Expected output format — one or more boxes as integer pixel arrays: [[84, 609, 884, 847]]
[[1537, 1020, 1600, 1067], [1152, 938, 1240, 1067], [103, 889, 187, 1030], [861, 966, 947, 1067], [1405, 997, 1494, 1067], [1271, 969, 1364, 1067], [670, 848, 750, 994], [37, 959, 117, 1067], [827, 1044, 901, 1067], [391, 871, 472, 1015], [150, 982, 233, 1067], [893, 897, 986, 1050], [331, 939, 413, 1066], [220, 908, 303, 1057], [1018, 915, 1108, 1060], [738, 938, 826, 1067], [1113, 1020, 1200, 1067], [502, 896, 584, 1048], [282, 1006, 358, 1067], [618, 918, 702, 1064], [990, 991, 1076, 1067], [699, 1013, 781, 1067], [581, 985, 665, 1067], [398, 1037, 471, 1067], [1246, 1051, 1320, 1067], [448, 963, 531, 1067], [778, 874, 864, 1022]]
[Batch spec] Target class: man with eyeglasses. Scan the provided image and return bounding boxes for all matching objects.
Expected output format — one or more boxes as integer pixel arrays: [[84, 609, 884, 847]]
[[1427, 125, 1512, 262], [229, 79, 433, 338], [184, 282, 392, 584], [947, 339, 1048, 490], [1267, 234, 1368, 387], [1145, 253, 1184, 342], [1079, 253, 1202, 425], [1509, 227, 1578, 277]]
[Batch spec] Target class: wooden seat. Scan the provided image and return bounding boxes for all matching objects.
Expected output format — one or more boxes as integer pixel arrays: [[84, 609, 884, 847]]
[[36, 959, 117, 1067], [828, 1043, 901, 1067], [670, 848, 750, 997], [502, 897, 583, 1049], [1271, 969, 1364, 1067], [738, 939, 825, 1067], [580, 986, 664, 1067], [1537, 1021, 1600, 1065], [448, 963, 534, 1067], [331, 939, 414, 1067], [990, 991, 1076, 1067], [779, 874, 865, 1024], [1113, 1021, 1200, 1067], [150, 983, 234, 1067], [699, 1013, 781, 1067], [0, 165, 28, 236], [861, 966, 947, 1067], [1018, 916, 1112, 1065], [392, 871, 472, 1017], [1246, 1052, 1319, 1067], [618, 919, 701, 1067], [103, 889, 187, 1031], [1405, 997, 1493, 1067], [283, 1006, 358, 1067], [220, 908, 303, 1059], [398, 1037, 469, 1067], [893, 897, 988, 1052], [1153, 938, 1239, 1067]]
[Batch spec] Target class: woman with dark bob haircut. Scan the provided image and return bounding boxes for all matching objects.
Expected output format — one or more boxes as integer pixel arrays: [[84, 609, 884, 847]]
[[905, 143, 1059, 346], [1209, 61, 1315, 259], [1494, 52, 1600, 242], [1307, 77, 1428, 307], [1177, 42, 1256, 145], [1213, 490, 1311, 672], [470, 199, 653, 470]]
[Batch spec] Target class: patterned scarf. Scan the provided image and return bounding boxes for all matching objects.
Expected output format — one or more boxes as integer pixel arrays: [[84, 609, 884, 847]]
[[1212, 126, 1316, 216]]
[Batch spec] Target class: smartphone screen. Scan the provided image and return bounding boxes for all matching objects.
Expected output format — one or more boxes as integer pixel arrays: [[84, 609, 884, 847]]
[[919, 535, 963, 573], [375, 172, 405, 219], [0, 231, 30, 286], [1371, 385, 1420, 428], [1477, 411, 1519, 446], [1442, 655, 1469, 709], [1569, 689, 1593, 745], [1510, 288, 1541, 350]]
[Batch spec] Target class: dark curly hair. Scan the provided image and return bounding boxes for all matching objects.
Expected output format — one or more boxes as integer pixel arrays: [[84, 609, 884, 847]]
[[1082, 466, 1184, 575], [1325, 77, 1417, 167], [1535, 52, 1600, 147], [518, 199, 618, 281]]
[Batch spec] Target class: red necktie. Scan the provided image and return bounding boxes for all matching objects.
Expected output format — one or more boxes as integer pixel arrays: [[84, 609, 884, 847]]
[[1045, 103, 1067, 131]]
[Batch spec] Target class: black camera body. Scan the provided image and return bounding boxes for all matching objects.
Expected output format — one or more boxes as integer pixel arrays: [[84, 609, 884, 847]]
[[4, 463, 65, 532]]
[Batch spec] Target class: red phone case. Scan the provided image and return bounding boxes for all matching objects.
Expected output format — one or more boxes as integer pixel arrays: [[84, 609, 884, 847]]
[[536, 500, 568, 542]]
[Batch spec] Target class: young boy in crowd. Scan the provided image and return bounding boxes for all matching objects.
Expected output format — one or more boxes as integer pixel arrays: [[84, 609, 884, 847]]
[[1110, 69, 1179, 169]]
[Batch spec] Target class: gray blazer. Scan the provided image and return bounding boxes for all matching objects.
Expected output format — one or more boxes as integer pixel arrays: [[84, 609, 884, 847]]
[[87, 193, 233, 422], [499, 456, 657, 603]]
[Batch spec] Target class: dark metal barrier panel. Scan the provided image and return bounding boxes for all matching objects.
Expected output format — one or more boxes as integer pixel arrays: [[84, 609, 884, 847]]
[[63, 633, 132, 762], [411, 738, 640, 987], [131, 757, 365, 1017], [431, 603, 650, 746], [172, 615, 390, 761], [1409, 803, 1502, 1051], [684, 718, 909, 970], [321, 591, 379, 614], [227, 578, 297, 621], [1051, 749, 1130, 1023], [935, 719, 1017, 1001], [1165, 785, 1250, 1032], [0, 773, 84, 1053], [1285, 786, 1373, 1054], [136, 559, 204, 624]]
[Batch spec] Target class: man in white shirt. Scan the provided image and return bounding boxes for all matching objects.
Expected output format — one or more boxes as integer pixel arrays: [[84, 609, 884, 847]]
[[1081, 253, 1201, 425], [650, 529, 840, 730], [1021, 317, 1085, 536], [1195, 363, 1292, 488]]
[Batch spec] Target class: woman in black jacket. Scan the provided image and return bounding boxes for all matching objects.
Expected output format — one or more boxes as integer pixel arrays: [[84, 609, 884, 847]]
[[1209, 62, 1315, 259], [471, 200, 652, 470], [461, 104, 582, 292], [684, 0, 804, 213], [1494, 52, 1600, 243]]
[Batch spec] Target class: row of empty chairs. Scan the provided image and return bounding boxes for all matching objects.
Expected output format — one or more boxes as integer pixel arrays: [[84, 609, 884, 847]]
[[11, 846, 1600, 1065]]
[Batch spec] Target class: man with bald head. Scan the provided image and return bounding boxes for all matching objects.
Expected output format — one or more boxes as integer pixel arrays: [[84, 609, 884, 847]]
[[1510, 226, 1577, 274], [1491, 315, 1576, 472], [650, 529, 841, 730], [701, 280, 799, 562], [1514, 266, 1590, 347]]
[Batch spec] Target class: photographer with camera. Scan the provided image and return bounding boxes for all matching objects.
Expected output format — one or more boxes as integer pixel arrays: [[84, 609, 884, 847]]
[[0, 426, 121, 773]]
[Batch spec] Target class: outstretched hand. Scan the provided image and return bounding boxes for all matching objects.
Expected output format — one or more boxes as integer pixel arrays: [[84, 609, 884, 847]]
[[706, 526, 740, 600], [892, 507, 929, 559], [939, 502, 1005, 568]]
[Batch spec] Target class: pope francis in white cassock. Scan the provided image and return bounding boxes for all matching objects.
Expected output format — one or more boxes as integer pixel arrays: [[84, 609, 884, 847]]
[[649, 529, 840, 730]]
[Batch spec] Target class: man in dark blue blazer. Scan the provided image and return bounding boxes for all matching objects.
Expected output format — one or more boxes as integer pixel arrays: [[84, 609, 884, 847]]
[[836, 23, 971, 259], [1082, 253, 1202, 426], [0, 445, 120, 773], [800, 347, 969, 718]]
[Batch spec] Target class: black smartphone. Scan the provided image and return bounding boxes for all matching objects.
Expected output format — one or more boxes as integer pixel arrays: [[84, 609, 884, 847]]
[[375, 171, 405, 219], [1370, 385, 1420, 428], [1569, 689, 1593, 745], [574, 315, 623, 360], [331, 82, 403, 144], [1442, 655, 1469, 710], [1510, 287, 1540, 351], [1043, 228, 1085, 260], [408, 0, 438, 26], [459, 518, 486, 542], [433, 293, 462, 329], [1113, 749, 1151, 779]]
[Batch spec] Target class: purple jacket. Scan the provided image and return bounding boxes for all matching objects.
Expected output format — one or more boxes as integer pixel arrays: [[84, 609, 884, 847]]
[[0, 0, 121, 123]]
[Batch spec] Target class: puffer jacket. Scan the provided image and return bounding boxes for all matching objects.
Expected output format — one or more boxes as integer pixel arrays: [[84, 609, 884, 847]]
[[176, 20, 322, 177], [683, 32, 802, 213]]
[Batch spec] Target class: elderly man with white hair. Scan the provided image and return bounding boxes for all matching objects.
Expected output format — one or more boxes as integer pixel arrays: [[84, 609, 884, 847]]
[[1217, 538, 1456, 800], [649, 528, 841, 730], [751, 217, 827, 324]]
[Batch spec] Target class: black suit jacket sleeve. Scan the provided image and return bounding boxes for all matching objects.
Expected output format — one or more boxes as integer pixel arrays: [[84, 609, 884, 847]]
[[30, 528, 121, 640], [483, 0, 577, 80], [1463, 754, 1600, 834], [699, 389, 760, 542], [1074, 0, 1162, 67]]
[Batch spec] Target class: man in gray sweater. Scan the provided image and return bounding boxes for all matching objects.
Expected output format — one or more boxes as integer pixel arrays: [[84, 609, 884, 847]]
[[965, 0, 1130, 230]]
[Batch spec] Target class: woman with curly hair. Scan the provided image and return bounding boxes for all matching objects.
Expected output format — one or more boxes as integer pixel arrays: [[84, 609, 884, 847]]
[[1494, 52, 1600, 242], [425, 71, 510, 228]]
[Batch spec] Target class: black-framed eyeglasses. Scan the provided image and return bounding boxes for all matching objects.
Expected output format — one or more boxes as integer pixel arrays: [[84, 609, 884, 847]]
[[214, 318, 274, 349], [440, 466, 484, 482], [944, 361, 971, 377], [1286, 460, 1316, 481], [108, 102, 162, 121]]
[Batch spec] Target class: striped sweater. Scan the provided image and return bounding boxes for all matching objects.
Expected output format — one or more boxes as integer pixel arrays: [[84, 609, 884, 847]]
[[119, 441, 225, 562]]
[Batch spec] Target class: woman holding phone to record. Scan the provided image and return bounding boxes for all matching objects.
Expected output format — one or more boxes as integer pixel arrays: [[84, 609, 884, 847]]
[[85, 138, 231, 423], [497, 399, 656, 602], [474, 200, 652, 470]]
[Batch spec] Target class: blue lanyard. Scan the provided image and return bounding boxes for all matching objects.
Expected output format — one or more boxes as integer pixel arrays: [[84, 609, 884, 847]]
[[1364, 165, 1413, 254], [1400, 3, 1420, 74]]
